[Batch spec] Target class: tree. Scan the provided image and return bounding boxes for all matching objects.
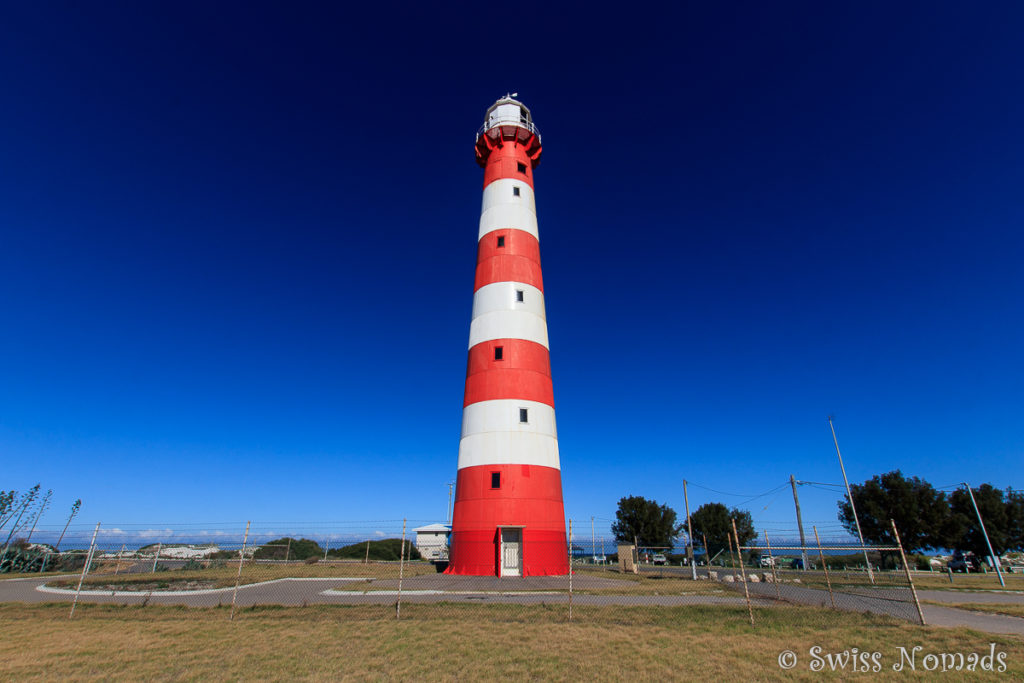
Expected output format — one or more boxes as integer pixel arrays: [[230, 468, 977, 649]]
[[55, 499, 82, 551], [949, 484, 1015, 557], [1006, 489, 1024, 552], [610, 496, 683, 548], [837, 471, 948, 552], [688, 502, 755, 560]]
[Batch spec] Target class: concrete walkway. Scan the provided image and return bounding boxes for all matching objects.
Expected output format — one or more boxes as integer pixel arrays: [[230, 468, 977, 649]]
[[3, 574, 1021, 635], [0, 574, 762, 609], [737, 580, 1024, 636]]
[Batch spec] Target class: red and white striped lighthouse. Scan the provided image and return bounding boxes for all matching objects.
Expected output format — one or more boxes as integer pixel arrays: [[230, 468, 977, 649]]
[[446, 95, 569, 577]]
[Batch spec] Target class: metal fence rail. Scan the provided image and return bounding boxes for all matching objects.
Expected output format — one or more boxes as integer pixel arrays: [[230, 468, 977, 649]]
[[2, 517, 1007, 629]]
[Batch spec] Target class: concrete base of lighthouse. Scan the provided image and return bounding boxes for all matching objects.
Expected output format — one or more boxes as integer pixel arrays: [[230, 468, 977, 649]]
[[445, 464, 569, 576]]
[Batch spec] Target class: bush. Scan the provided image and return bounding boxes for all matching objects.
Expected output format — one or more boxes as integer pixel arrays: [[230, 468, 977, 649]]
[[326, 539, 421, 562], [253, 538, 324, 561]]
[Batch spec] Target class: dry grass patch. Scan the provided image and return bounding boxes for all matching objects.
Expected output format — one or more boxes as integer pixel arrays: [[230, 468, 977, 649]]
[[45, 561, 436, 591], [1, 603, 1021, 681], [926, 602, 1024, 620]]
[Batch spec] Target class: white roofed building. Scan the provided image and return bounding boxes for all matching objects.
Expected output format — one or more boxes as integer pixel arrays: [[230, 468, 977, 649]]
[[413, 524, 451, 561]]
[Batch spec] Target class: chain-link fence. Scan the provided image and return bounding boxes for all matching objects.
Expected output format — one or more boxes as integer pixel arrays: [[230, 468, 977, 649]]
[[0, 518, 995, 629]]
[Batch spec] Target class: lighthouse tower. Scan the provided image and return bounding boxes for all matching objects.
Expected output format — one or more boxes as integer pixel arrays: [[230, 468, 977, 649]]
[[446, 96, 569, 577]]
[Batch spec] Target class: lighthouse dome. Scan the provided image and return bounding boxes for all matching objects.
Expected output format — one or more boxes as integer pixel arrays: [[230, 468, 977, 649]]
[[479, 94, 540, 143]]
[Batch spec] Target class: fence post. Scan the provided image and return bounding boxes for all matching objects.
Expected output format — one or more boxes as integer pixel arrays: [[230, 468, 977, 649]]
[[365, 540, 370, 564], [812, 526, 835, 610], [396, 519, 407, 620], [114, 544, 125, 575], [763, 530, 780, 600], [568, 519, 573, 622], [69, 522, 101, 619], [727, 526, 740, 576], [324, 539, 330, 562], [151, 543, 162, 573], [890, 519, 926, 626], [731, 521, 754, 626], [229, 521, 251, 622]]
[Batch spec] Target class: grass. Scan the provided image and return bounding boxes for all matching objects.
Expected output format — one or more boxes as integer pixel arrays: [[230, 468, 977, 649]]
[[0, 602, 1020, 680], [43, 561, 438, 591], [926, 602, 1024, 619]]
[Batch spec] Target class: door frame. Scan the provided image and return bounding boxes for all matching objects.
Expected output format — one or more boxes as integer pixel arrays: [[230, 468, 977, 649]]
[[497, 525, 525, 577]]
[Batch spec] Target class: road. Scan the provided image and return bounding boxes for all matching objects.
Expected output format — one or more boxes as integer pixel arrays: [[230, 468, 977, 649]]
[[2, 573, 1022, 635], [0, 574, 766, 609], [735, 579, 1024, 636]]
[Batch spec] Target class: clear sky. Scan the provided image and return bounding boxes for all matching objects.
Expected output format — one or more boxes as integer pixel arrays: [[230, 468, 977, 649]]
[[2, 2, 1022, 544]]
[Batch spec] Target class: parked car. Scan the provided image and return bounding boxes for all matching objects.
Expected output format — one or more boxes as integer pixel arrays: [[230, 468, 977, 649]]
[[790, 558, 804, 570], [760, 556, 776, 568], [652, 553, 667, 565]]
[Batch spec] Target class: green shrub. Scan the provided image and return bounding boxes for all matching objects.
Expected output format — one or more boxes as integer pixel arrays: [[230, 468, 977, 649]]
[[326, 539, 421, 561], [253, 538, 324, 561]]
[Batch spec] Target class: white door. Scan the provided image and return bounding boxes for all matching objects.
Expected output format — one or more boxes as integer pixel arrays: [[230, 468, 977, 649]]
[[500, 528, 522, 577]]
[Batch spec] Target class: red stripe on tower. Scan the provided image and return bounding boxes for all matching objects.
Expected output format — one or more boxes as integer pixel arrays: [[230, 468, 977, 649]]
[[446, 95, 569, 577]]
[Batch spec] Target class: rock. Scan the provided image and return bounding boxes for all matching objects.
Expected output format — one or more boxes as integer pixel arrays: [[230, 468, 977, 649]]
[[708, 571, 718, 580], [749, 574, 760, 582], [722, 574, 735, 583], [792, 578, 802, 584], [761, 573, 774, 583]]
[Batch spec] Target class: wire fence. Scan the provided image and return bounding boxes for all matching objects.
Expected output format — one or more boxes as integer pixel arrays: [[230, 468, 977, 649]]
[[3, 518, 1016, 628]]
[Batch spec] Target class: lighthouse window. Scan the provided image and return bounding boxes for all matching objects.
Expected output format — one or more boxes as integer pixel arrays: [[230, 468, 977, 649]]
[[513, 186, 520, 197], [497, 235, 505, 248], [515, 289, 524, 302], [517, 162, 527, 174], [494, 346, 503, 361], [491, 472, 501, 489], [519, 408, 529, 423]]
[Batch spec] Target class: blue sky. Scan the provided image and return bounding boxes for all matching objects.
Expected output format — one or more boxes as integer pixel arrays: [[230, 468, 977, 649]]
[[2, 2, 1022, 543]]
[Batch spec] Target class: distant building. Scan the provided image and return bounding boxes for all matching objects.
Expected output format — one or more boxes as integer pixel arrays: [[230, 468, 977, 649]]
[[413, 524, 451, 561]]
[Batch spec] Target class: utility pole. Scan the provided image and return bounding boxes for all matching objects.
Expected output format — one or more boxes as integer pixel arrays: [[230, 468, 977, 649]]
[[790, 475, 809, 571], [446, 481, 454, 524], [828, 416, 874, 584], [962, 482, 1005, 587], [590, 516, 596, 560], [683, 479, 696, 580]]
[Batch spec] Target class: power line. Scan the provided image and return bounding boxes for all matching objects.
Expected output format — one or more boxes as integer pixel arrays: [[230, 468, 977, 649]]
[[686, 481, 789, 503]]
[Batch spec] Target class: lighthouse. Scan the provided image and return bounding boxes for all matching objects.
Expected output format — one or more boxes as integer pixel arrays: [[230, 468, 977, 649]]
[[446, 95, 569, 577]]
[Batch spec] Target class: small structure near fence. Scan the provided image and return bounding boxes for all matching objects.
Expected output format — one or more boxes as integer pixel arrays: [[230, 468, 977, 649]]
[[617, 544, 638, 574]]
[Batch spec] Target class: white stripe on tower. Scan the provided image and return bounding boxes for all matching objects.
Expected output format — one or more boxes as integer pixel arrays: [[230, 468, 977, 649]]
[[468, 282, 548, 349], [479, 179, 538, 240]]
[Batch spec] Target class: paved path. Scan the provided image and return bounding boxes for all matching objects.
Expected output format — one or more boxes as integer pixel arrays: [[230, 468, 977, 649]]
[[4, 574, 1021, 635], [735, 580, 1024, 636], [913, 588, 1024, 605], [0, 574, 764, 609]]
